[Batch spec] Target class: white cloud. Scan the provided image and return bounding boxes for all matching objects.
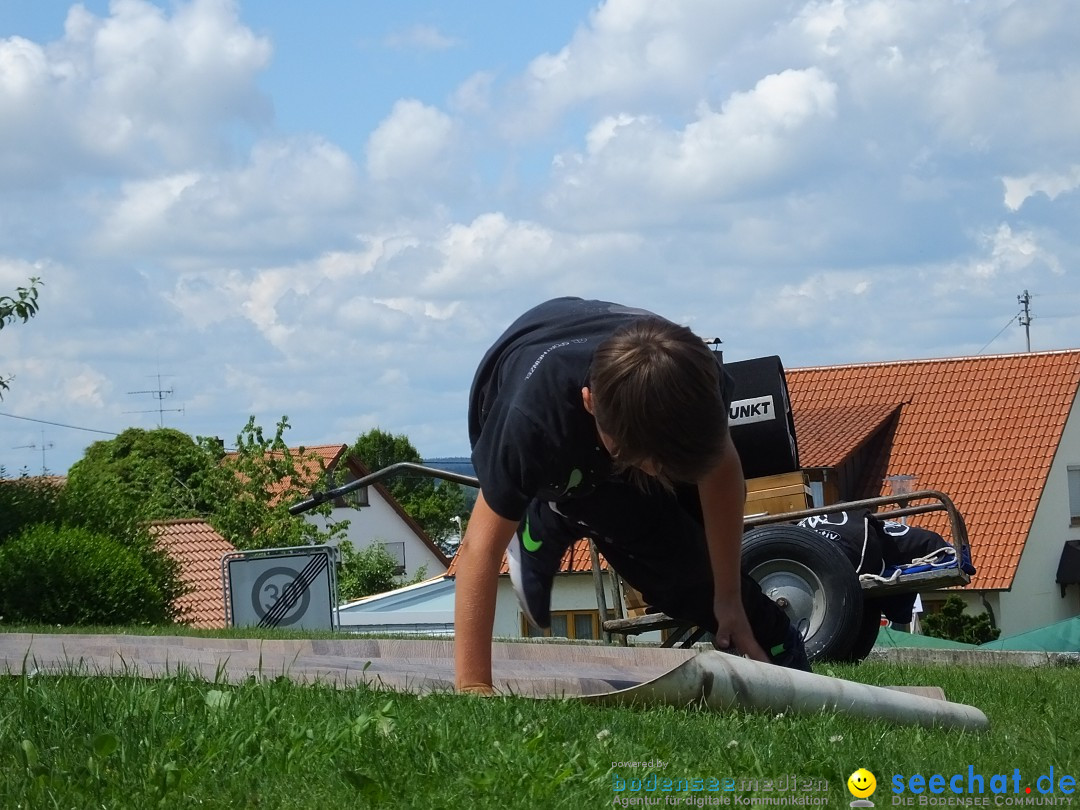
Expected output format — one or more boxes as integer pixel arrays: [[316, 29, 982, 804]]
[[755, 271, 874, 329], [366, 99, 456, 185], [420, 213, 642, 296], [968, 223, 1061, 280], [65, 368, 109, 408], [1002, 166, 1080, 211], [450, 71, 495, 115], [545, 68, 837, 224], [96, 136, 359, 261], [0, 258, 48, 288], [507, 0, 776, 134], [383, 24, 460, 51], [0, 0, 272, 183]]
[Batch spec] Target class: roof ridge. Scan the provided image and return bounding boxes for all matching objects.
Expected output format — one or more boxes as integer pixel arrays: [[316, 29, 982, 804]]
[[792, 347, 1080, 373]]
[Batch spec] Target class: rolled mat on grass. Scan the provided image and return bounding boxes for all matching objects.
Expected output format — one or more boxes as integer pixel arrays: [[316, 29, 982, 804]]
[[0, 634, 986, 731]]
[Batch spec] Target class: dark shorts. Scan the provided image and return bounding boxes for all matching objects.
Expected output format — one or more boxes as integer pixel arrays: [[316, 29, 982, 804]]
[[526, 480, 793, 651]]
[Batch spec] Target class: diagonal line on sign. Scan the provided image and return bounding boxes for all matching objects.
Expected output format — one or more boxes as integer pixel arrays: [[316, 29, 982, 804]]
[[258, 555, 328, 628]]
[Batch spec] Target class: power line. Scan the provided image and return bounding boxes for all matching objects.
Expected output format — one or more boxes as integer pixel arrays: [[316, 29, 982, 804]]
[[0, 411, 118, 436], [976, 312, 1021, 355]]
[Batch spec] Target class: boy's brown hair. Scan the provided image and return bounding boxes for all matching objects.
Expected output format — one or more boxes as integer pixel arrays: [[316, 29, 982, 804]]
[[589, 317, 729, 488]]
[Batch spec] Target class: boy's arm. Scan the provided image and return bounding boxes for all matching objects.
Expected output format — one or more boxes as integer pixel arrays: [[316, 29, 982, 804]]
[[698, 431, 769, 662], [454, 490, 519, 693]]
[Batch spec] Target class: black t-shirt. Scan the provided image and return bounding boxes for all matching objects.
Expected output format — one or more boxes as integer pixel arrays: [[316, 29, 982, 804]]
[[468, 297, 667, 521]]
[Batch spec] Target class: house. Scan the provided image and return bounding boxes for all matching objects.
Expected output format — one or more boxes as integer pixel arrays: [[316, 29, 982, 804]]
[[286, 444, 450, 582], [443, 540, 617, 641], [785, 349, 1080, 637], [337, 575, 457, 635], [154, 444, 450, 627]]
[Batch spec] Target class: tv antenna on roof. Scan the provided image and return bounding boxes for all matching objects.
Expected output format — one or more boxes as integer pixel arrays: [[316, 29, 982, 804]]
[[13, 430, 54, 476], [126, 373, 185, 427]]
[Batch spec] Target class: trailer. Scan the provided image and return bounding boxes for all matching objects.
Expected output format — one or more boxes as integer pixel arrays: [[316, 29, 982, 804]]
[[598, 481, 974, 662]]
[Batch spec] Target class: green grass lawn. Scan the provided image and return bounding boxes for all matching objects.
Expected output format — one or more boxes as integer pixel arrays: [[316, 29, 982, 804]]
[[1, 637, 1078, 809]]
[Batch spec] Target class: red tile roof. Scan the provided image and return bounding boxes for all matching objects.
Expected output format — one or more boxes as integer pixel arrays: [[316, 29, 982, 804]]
[[787, 350, 1080, 591], [224, 443, 344, 506], [447, 538, 606, 576], [795, 402, 901, 468], [151, 519, 236, 628]]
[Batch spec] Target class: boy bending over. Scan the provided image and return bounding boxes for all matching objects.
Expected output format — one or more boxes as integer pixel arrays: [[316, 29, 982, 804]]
[[455, 298, 808, 693]]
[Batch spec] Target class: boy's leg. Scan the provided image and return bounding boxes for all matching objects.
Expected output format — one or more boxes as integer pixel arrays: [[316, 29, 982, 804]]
[[558, 481, 810, 670], [507, 499, 581, 629]]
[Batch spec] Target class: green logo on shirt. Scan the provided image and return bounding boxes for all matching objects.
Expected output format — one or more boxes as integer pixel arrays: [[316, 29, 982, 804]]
[[522, 518, 542, 552], [564, 468, 583, 493]]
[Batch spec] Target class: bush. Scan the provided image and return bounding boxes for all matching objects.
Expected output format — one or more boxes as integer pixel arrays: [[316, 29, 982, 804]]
[[0, 473, 186, 622], [337, 542, 427, 601], [0, 524, 171, 625], [0, 476, 63, 545], [922, 595, 1001, 645]]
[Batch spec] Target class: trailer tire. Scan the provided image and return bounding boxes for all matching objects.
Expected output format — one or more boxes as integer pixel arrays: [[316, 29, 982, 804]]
[[840, 603, 883, 663], [742, 525, 863, 662]]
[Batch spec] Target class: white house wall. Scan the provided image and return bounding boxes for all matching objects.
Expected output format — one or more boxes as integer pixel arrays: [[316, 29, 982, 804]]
[[303, 494, 447, 580], [997, 390, 1080, 636]]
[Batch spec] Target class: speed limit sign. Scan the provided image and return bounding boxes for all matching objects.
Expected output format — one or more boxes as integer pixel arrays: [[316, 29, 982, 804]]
[[223, 546, 338, 630]]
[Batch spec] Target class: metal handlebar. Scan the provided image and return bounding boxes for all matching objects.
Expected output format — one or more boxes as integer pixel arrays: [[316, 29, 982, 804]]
[[742, 488, 971, 555], [288, 462, 479, 515]]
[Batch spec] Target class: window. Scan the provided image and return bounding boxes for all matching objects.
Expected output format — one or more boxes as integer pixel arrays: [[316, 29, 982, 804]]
[[522, 610, 600, 640], [381, 541, 406, 575], [337, 486, 369, 508], [1069, 466, 1080, 527]]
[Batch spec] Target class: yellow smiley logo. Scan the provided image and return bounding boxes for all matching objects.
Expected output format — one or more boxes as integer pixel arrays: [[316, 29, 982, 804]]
[[847, 768, 877, 799]]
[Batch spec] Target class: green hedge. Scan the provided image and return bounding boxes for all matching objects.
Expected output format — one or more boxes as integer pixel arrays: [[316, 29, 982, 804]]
[[0, 476, 62, 545], [0, 524, 170, 625]]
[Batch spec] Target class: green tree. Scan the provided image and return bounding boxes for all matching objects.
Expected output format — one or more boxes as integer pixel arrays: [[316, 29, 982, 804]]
[[348, 428, 466, 552], [38, 428, 205, 621], [65, 427, 217, 537], [0, 277, 42, 399], [922, 595, 1001, 645], [198, 416, 349, 550]]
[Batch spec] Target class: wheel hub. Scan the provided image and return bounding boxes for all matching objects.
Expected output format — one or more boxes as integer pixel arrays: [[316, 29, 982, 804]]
[[749, 557, 828, 640]]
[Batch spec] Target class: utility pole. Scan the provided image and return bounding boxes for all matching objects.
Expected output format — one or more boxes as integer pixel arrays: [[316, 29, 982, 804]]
[[1017, 290, 1033, 352]]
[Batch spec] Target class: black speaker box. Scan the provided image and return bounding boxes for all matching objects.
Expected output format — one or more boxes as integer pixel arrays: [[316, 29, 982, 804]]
[[723, 355, 800, 480]]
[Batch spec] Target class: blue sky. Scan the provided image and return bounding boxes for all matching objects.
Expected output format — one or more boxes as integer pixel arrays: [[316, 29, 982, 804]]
[[1, 0, 1078, 476]]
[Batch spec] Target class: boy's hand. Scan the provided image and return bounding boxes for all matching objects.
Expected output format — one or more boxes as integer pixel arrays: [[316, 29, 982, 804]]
[[457, 683, 496, 696], [712, 598, 769, 662], [453, 493, 518, 693]]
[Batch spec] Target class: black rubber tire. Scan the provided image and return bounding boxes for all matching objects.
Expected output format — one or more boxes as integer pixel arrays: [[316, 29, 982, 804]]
[[741, 525, 863, 663], [840, 603, 883, 663]]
